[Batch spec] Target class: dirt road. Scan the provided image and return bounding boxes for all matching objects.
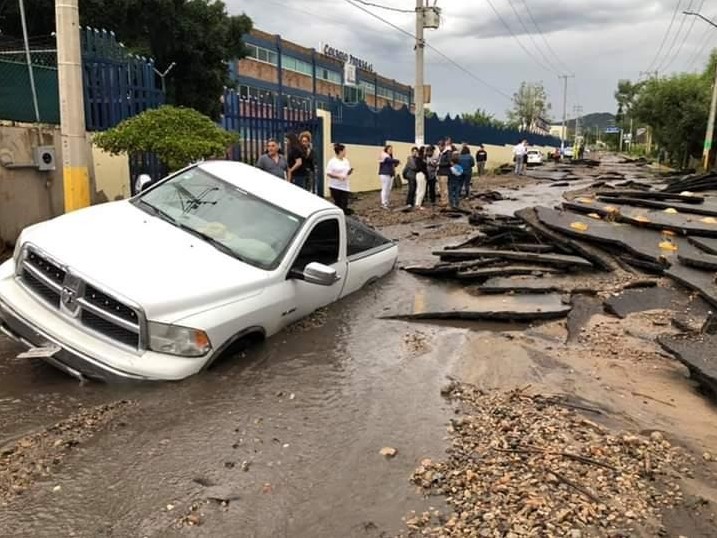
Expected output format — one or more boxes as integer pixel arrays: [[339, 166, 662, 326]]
[[1, 159, 716, 537]]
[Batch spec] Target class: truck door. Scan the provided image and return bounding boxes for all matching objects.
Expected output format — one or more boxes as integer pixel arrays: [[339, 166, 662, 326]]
[[282, 217, 346, 324]]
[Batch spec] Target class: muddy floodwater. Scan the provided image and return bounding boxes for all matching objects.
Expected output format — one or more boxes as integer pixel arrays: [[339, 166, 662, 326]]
[[1, 157, 717, 537]]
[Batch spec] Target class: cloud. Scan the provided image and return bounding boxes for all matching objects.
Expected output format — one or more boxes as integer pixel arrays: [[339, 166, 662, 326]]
[[225, 0, 715, 120]]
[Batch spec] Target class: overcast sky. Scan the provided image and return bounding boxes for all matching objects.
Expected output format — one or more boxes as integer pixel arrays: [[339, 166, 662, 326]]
[[225, 0, 716, 121]]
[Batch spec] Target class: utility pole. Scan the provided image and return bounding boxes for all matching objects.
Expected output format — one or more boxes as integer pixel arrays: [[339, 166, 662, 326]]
[[56, 0, 90, 211], [414, 1, 440, 146], [684, 10, 717, 170], [415, 0, 425, 146], [558, 74, 574, 150]]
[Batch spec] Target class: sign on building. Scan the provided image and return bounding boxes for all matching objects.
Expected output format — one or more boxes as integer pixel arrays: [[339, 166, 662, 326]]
[[320, 43, 374, 72], [344, 63, 357, 87]]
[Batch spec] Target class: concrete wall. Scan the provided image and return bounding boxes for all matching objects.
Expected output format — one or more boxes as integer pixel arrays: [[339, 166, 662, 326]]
[[0, 123, 132, 245], [0, 124, 64, 245]]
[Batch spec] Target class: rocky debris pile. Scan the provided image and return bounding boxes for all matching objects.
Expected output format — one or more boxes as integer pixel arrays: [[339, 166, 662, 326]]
[[0, 400, 133, 503], [404, 384, 694, 537]]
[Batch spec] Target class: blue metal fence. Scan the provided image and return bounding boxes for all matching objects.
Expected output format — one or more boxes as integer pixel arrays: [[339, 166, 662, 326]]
[[82, 28, 164, 131], [221, 88, 325, 194], [329, 98, 561, 148]]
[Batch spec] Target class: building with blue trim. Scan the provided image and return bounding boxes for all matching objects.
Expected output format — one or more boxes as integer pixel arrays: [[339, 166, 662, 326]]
[[229, 29, 414, 113]]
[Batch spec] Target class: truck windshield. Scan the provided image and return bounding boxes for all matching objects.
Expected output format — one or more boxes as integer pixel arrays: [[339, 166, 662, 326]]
[[133, 167, 303, 269]]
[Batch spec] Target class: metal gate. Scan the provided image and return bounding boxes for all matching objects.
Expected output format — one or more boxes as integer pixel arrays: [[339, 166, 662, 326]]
[[221, 88, 325, 195]]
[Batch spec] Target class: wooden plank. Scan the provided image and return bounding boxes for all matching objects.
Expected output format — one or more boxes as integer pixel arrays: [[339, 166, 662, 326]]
[[434, 248, 593, 268]]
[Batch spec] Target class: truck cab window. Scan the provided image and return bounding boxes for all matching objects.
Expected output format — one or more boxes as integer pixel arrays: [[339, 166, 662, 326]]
[[292, 219, 340, 271]]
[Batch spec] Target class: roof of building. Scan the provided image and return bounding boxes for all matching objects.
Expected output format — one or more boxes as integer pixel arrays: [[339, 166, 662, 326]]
[[198, 160, 335, 219]]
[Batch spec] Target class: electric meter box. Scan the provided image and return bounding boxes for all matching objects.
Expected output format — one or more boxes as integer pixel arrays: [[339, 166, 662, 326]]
[[34, 146, 56, 171]]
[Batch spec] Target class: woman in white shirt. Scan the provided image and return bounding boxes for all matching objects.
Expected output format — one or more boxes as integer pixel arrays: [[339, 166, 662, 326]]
[[326, 143, 353, 214]]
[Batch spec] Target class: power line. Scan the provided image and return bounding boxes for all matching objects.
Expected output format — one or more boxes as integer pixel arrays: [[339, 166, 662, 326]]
[[484, 0, 557, 75], [343, 0, 513, 101], [504, 0, 563, 75], [685, 10, 716, 70], [519, 0, 572, 75], [661, 0, 705, 72], [645, 0, 683, 73], [352, 0, 414, 14], [656, 0, 693, 72]]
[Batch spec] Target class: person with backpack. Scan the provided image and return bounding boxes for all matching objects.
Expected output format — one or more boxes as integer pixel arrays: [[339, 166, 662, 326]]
[[403, 147, 419, 208], [378, 145, 400, 209], [426, 145, 438, 206]]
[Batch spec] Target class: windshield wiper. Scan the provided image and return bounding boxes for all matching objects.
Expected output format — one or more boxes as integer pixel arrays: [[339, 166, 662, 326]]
[[136, 199, 178, 225]]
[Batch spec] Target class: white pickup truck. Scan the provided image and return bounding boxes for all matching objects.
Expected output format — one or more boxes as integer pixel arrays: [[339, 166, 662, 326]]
[[0, 161, 398, 381]]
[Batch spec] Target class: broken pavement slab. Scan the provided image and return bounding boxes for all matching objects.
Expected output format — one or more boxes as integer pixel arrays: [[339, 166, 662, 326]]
[[659, 334, 717, 399], [563, 199, 717, 237], [382, 287, 572, 322], [595, 190, 705, 204], [478, 277, 566, 294], [455, 266, 564, 280], [604, 287, 693, 319], [433, 248, 593, 269], [596, 196, 717, 217], [665, 262, 717, 308], [688, 236, 717, 255]]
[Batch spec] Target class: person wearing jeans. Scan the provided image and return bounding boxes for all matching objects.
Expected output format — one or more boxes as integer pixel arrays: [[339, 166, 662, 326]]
[[513, 139, 528, 176], [458, 144, 475, 198], [437, 138, 455, 207], [414, 146, 428, 210], [378, 145, 400, 209], [448, 152, 464, 209], [426, 145, 438, 205]]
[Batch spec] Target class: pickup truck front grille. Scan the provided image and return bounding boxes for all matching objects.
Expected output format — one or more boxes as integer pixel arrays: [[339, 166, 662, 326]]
[[17, 247, 143, 350]]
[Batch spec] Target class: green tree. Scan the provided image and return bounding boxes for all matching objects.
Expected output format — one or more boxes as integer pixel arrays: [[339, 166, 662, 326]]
[[93, 106, 238, 171], [0, 0, 252, 118], [506, 82, 551, 130], [631, 74, 710, 166], [461, 108, 504, 128], [614, 79, 643, 127]]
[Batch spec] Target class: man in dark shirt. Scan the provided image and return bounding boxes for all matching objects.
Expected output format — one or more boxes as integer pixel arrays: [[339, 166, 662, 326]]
[[475, 144, 488, 176]]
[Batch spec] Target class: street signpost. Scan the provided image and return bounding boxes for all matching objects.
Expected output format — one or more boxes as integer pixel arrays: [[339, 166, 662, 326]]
[[604, 127, 621, 134]]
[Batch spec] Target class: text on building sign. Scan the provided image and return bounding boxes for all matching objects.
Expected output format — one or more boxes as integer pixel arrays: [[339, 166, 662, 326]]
[[322, 44, 374, 72]]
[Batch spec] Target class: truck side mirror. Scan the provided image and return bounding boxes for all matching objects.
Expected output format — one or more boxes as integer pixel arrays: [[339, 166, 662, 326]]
[[136, 174, 153, 193], [302, 262, 340, 286]]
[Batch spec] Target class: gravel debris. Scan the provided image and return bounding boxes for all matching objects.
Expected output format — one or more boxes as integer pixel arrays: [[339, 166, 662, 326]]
[[287, 307, 328, 333], [404, 331, 431, 356], [0, 400, 134, 503], [403, 383, 694, 537]]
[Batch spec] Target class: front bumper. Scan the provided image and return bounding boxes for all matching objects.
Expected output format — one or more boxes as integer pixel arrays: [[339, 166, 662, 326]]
[[0, 297, 146, 382], [0, 266, 209, 382]]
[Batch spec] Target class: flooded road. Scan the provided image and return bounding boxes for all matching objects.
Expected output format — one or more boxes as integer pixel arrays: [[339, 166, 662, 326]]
[[2, 157, 717, 537], [0, 230, 478, 537]]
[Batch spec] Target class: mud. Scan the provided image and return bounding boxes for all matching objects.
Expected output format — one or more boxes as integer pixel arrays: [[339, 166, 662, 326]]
[[1, 157, 716, 537]]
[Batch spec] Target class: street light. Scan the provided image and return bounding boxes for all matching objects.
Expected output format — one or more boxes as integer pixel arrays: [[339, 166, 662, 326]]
[[684, 10, 717, 170]]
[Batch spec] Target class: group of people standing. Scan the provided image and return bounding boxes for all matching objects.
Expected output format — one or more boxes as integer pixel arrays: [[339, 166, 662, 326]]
[[255, 131, 318, 191], [379, 137, 488, 211]]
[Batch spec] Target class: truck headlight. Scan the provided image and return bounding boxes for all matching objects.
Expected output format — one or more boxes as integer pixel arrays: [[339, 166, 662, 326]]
[[148, 322, 212, 357]]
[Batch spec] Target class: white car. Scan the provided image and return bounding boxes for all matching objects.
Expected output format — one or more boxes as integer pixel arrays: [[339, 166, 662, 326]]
[[526, 149, 544, 166], [0, 161, 398, 382]]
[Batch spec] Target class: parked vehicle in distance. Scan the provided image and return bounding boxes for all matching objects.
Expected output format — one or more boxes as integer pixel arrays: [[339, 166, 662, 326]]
[[526, 149, 544, 166], [561, 146, 574, 159], [0, 161, 398, 382]]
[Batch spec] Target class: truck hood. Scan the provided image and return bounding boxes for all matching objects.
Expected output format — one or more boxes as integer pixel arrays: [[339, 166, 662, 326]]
[[21, 201, 269, 322]]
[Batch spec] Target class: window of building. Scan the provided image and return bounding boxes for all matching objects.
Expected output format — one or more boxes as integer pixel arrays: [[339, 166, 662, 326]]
[[395, 92, 410, 105], [282, 55, 313, 77], [377, 86, 394, 100], [317, 67, 342, 85], [246, 44, 278, 66], [359, 80, 376, 95], [343, 85, 365, 104]]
